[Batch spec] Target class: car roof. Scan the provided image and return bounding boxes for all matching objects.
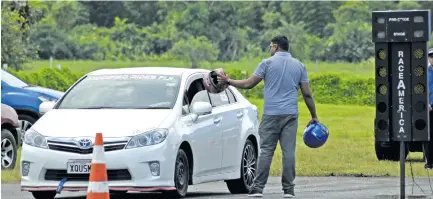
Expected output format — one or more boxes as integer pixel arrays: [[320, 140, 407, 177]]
[[87, 67, 211, 77]]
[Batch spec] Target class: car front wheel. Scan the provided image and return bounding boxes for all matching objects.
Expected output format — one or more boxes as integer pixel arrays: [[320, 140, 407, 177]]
[[162, 149, 189, 198], [226, 139, 257, 194], [1, 129, 17, 170]]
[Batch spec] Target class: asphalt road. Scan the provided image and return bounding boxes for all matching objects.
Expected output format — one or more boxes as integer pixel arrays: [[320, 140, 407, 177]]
[[3, 177, 433, 199]]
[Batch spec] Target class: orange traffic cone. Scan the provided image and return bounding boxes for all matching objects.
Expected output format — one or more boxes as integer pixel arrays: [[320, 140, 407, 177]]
[[87, 133, 110, 199]]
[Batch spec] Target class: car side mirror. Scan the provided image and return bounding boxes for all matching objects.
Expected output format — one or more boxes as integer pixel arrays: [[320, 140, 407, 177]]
[[189, 101, 212, 122], [191, 101, 212, 116], [39, 101, 56, 115]]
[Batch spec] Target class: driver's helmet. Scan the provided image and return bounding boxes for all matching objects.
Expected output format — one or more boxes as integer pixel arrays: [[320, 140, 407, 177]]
[[203, 68, 229, 94], [303, 121, 329, 148]]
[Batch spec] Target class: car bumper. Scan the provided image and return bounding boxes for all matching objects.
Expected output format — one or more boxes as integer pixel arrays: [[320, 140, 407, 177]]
[[20, 142, 176, 192]]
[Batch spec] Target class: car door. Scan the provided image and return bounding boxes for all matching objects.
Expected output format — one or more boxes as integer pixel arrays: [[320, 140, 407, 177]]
[[181, 74, 223, 177], [208, 88, 242, 174]]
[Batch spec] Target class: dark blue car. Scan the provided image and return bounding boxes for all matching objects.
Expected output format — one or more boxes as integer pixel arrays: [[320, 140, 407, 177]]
[[1, 69, 64, 141]]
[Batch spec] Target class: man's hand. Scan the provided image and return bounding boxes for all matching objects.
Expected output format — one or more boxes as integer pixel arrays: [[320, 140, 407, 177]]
[[307, 118, 319, 127], [429, 104, 432, 111], [217, 72, 230, 85]]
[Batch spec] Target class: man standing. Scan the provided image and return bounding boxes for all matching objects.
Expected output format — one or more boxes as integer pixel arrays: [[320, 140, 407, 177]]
[[425, 48, 433, 170], [217, 35, 319, 198]]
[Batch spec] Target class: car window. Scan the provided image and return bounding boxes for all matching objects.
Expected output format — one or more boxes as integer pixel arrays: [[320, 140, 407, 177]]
[[226, 88, 237, 103], [57, 74, 180, 109], [190, 90, 210, 106], [1, 70, 28, 88], [209, 91, 230, 107]]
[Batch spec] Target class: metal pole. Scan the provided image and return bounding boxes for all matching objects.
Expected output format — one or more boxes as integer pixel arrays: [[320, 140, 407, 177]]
[[400, 141, 405, 199]]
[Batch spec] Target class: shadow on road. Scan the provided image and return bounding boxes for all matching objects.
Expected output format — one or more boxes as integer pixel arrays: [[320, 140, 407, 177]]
[[55, 192, 233, 199]]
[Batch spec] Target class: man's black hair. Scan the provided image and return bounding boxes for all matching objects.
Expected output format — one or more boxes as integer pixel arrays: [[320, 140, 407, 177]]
[[271, 35, 289, 51]]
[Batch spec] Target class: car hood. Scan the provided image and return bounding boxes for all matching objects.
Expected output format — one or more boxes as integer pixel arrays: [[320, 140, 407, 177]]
[[32, 109, 173, 138], [24, 86, 64, 99]]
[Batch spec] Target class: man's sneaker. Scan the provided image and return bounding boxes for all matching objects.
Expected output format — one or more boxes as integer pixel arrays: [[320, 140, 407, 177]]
[[426, 164, 433, 170], [283, 190, 295, 198], [248, 189, 263, 197]]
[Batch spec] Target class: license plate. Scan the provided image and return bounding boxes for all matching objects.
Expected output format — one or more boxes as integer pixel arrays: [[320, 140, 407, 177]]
[[67, 159, 92, 174]]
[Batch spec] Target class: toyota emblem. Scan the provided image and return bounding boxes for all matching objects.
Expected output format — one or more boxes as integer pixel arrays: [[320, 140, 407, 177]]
[[77, 138, 93, 149]]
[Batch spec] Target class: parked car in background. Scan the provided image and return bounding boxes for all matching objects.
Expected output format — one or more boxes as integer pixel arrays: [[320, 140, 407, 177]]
[[1, 69, 64, 143], [1, 103, 21, 170]]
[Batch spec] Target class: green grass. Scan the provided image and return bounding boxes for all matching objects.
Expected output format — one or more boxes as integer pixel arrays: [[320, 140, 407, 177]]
[[22, 58, 375, 77], [246, 99, 427, 177], [1, 148, 22, 183]]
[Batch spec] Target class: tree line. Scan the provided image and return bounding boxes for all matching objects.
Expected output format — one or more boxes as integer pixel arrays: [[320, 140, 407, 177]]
[[2, 1, 433, 70]]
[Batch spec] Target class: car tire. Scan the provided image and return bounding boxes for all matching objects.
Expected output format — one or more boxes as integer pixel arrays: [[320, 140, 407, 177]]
[[162, 149, 189, 198], [1, 129, 17, 170], [375, 141, 408, 161], [18, 114, 37, 145], [31, 191, 56, 199], [226, 139, 257, 194]]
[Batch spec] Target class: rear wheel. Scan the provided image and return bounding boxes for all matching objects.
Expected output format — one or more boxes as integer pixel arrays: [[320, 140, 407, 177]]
[[1, 129, 17, 170], [375, 141, 408, 161], [162, 149, 189, 198], [226, 139, 257, 194], [31, 191, 56, 199]]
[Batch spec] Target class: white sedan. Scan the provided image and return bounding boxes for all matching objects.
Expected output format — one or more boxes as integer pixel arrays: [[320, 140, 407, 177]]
[[21, 67, 260, 199]]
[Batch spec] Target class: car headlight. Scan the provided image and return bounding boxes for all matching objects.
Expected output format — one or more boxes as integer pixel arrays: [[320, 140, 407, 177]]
[[125, 128, 168, 149], [24, 129, 48, 149], [38, 96, 49, 102]]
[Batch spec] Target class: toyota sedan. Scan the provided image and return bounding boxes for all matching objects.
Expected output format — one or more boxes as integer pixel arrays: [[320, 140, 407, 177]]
[[21, 67, 260, 199]]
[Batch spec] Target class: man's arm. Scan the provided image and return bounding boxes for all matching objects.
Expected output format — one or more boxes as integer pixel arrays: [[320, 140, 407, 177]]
[[298, 63, 318, 120], [300, 82, 318, 119], [228, 75, 262, 89], [220, 60, 266, 89]]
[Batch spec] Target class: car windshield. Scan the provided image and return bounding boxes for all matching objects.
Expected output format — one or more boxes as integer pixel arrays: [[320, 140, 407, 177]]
[[57, 74, 181, 109], [1, 70, 29, 88]]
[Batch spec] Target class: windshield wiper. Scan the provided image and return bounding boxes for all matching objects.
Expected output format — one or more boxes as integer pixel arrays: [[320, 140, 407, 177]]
[[78, 106, 119, 109], [135, 107, 171, 109]]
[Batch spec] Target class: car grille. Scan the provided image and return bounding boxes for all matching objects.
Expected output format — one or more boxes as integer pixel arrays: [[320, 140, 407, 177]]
[[44, 169, 131, 181], [47, 140, 128, 154]]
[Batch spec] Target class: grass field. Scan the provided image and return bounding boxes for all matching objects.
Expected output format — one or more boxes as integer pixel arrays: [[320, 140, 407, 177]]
[[22, 58, 375, 77], [1, 100, 429, 183]]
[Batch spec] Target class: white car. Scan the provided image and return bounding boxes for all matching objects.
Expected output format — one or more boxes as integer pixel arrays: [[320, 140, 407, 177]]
[[21, 67, 260, 199]]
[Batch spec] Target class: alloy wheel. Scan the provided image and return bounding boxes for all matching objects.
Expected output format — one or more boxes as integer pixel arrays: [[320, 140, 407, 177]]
[[1, 138, 15, 168], [176, 155, 188, 190], [243, 143, 256, 189], [18, 119, 33, 143]]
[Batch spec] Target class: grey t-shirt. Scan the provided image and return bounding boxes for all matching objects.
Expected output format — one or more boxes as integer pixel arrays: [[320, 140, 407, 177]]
[[253, 51, 309, 115]]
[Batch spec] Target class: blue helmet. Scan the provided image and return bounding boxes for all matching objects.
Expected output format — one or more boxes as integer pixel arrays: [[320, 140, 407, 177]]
[[303, 121, 329, 148]]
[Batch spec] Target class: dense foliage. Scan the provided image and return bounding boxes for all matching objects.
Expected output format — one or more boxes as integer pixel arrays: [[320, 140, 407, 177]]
[[2, 1, 433, 70]]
